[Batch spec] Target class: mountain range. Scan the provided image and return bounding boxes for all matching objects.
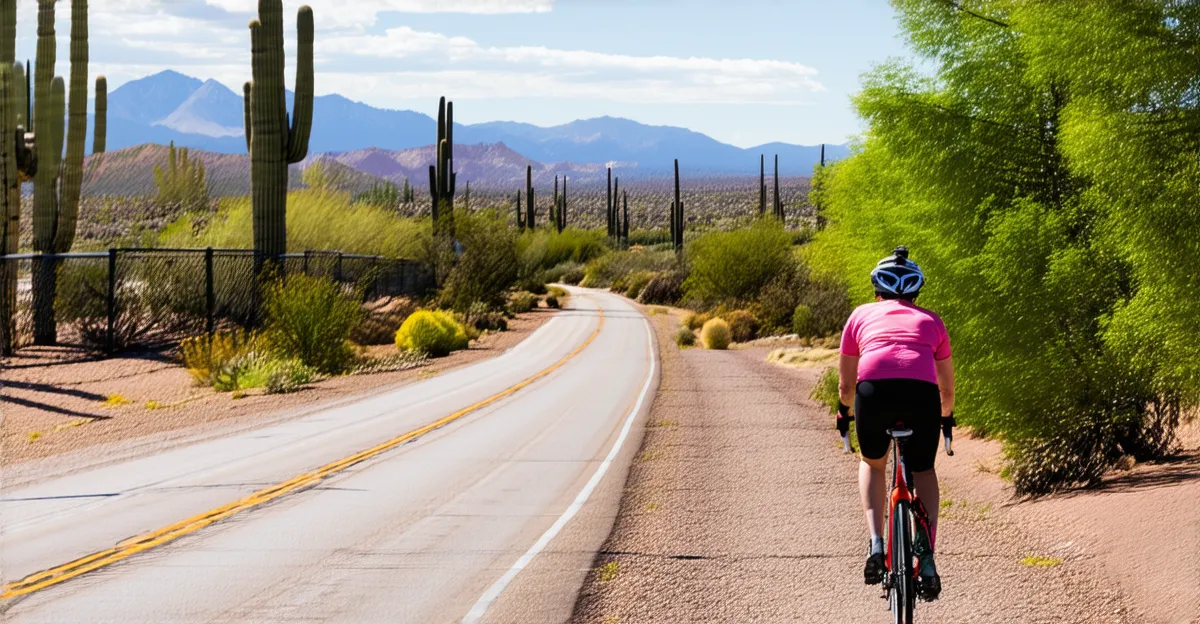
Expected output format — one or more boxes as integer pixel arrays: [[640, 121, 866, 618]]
[[100, 71, 847, 176]]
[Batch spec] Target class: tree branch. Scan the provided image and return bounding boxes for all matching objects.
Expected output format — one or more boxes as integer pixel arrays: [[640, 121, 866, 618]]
[[939, 0, 1011, 28]]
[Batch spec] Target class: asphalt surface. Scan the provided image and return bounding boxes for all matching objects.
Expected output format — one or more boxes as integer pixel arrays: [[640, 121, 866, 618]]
[[0, 289, 656, 623]]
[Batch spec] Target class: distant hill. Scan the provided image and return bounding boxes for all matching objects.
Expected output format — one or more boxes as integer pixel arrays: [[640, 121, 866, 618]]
[[82, 144, 387, 199], [100, 71, 849, 176]]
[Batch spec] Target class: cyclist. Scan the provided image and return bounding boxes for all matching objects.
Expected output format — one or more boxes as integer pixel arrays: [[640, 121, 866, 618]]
[[837, 247, 955, 601]]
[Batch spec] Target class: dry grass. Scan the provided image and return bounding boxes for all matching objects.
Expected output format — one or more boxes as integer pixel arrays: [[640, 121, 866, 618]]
[[765, 347, 838, 368]]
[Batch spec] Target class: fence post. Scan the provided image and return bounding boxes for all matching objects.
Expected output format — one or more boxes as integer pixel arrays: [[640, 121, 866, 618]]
[[106, 248, 117, 353], [205, 247, 215, 337], [335, 252, 344, 284], [303, 251, 309, 276]]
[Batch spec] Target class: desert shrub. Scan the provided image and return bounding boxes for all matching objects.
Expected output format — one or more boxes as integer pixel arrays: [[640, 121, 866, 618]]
[[700, 318, 731, 350], [810, 367, 840, 414], [464, 301, 508, 332], [442, 209, 520, 311], [623, 271, 655, 299], [683, 220, 793, 304], [559, 264, 586, 285], [351, 297, 415, 346], [239, 356, 316, 394], [518, 228, 609, 276], [546, 286, 570, 309], [675, 325, 696, 347], [540, 261, 585, 285], [545, 295, 561, 309], [262, 273, 364, 374], [395, 309, 470, 357], [683, 311, 712, 331], [792, 304, 814, 337], [582, 248, 677, 289], [180, 330, 259, 385], [159, 190, 428, 258], [638, 271, 685, 305], [509, 291, 538, 314], [722, 310, 759, 343], [753, 258, 852, 337]]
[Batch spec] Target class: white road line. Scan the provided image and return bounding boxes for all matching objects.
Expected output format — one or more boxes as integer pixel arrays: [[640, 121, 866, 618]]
[[461, 315, 657, 624]]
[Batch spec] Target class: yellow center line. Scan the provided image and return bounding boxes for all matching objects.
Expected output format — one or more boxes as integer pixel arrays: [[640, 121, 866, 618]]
[[2, 304, 605, 601]]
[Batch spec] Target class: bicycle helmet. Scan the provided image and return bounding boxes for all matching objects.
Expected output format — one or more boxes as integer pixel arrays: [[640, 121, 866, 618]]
[[871, 246, 925, 298]]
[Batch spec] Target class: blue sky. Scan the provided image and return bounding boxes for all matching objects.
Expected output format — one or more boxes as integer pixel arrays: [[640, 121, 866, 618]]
[[15, 0, 907, 147]]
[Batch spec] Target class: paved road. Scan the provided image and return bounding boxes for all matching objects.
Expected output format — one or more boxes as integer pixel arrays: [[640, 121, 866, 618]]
[[0, 289, 656, 623]]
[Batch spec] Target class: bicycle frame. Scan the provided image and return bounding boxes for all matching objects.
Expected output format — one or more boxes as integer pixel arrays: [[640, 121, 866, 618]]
[[885, 428, 914, 584]]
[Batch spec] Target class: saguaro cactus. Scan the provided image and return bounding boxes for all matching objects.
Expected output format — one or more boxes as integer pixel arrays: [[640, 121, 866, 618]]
[[672, 159, 683, 252], [429, 96, 455, 233], [606, 167, 613, 237], [525, 165, 535, 230], [244, 0, 314, 263], [622, 191, 629, 245], [1, 50, 37, 353], [30, 0, 95, 345], [552, 175, 559, 230], [94, 75, 106, 154], [515, 190, 524, 229], [774, 154, 783, 220], [560, 175, 567, 231], [759, 154, 766, 216]]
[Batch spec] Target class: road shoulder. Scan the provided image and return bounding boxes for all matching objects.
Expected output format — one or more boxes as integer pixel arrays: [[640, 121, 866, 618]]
[[569, 309, 1132, 623]]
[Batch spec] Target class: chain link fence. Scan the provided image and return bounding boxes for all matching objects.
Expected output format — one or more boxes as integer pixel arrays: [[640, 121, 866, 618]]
[[1, 249, 433, 354]]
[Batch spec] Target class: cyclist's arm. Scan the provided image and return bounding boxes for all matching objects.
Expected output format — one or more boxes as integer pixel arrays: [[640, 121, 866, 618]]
[[839, 354, 859, 409], [935, 357, 955, 417]]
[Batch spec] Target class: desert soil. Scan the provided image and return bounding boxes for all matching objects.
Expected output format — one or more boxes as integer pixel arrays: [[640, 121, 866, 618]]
[[0, 308, 555, 476], [571, 308, 1200, 624]]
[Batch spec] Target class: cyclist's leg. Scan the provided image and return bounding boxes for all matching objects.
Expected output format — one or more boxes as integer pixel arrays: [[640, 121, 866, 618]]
[[854, 380, 892, 584], [897, 380, 943, 599]]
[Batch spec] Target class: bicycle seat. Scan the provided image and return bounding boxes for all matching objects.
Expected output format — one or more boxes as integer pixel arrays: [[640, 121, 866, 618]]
[[888, 428, 914, 439]]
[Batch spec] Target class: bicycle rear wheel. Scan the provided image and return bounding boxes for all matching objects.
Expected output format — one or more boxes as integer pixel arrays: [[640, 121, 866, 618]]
[[890, 500, 915, 624]]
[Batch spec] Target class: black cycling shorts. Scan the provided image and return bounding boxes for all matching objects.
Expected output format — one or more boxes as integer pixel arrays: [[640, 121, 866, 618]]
[[855, 378, 942, 473]]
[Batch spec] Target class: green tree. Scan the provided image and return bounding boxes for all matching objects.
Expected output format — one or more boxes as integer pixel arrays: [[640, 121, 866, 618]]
[[811, 0, 1192, 493]]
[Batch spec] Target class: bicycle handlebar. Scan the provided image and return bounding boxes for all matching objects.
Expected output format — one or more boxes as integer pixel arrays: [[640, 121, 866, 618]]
[[835, 406, 957, 457]]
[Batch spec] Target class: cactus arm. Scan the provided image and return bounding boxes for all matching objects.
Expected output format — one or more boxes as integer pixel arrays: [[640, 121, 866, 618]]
[[445, 101, 453, 170], [55, 0, 89, 253], [11, 63, 23, 129], [243, 81, 253, 153], [31, 0, 57, 254], [94, 75, 106, 154], [284, 5, 312, 163]]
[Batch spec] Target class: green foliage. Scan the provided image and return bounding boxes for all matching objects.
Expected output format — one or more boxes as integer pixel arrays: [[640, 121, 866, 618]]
[[545, 295, 561, 309], [180, 330, 259, 385], [154, 142, 208, 209], [442, 209, 520, 311], [675, 325, 696, 348], [683, 219, 793, 304], [262, 273, 363, 374], [811, 0, 1194, 493], [700, 318, 731, 350], [464, 301, 507, 332], [581, 248, 677, 289], [395, 309, 469, 357], [518, 228, 609, 286], [810, 367, 840, 415], [354, 181, 402, 208], [301, 159, 347, 192], [508, 291, 538, 314], [792, 304, 814, 337], [622, 271, 655, 300], [638, 271, 685, 306], [240, 355, 316, 394], [540, 261, 585, 286], [159, 191, 429, 258], [722, 309, 759, 343]]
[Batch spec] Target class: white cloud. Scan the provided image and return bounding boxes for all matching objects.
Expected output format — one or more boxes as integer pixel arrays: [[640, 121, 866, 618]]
[[319, 27, 824, 104], [206, 0, 553, 28]]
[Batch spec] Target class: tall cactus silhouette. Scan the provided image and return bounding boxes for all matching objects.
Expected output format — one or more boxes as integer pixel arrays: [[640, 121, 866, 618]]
[[244, 0, 314, 263], [671, 159, 683, 252], [525, 165, 535, 230], [560, 175, 567, 231], [94, 76, 106, 154], [515, 190, 524, 230], [774, 154, 782, 220], [30, 0, 96, 345], [759, 154, 766, 216], [428, 96, 455, 233], [0, 1, 37, 354]]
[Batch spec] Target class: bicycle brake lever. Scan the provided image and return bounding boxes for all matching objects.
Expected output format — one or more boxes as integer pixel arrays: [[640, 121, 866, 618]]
[[944, 435, 954, 457], [842, 433, 853, 454]]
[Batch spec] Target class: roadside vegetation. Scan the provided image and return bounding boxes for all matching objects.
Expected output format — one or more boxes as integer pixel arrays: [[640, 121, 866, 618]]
[[806, 1, 1199, 495]]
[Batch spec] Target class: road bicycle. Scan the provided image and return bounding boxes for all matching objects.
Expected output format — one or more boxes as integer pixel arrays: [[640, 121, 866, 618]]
[[841, 416, 955, 624]]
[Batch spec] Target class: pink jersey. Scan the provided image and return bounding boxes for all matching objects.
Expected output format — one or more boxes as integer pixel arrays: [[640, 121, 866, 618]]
[[840, 300, 951, 385]]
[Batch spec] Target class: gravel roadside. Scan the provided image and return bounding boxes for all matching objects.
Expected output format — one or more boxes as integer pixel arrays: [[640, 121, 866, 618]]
[[570, 309, 1130, 624]]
